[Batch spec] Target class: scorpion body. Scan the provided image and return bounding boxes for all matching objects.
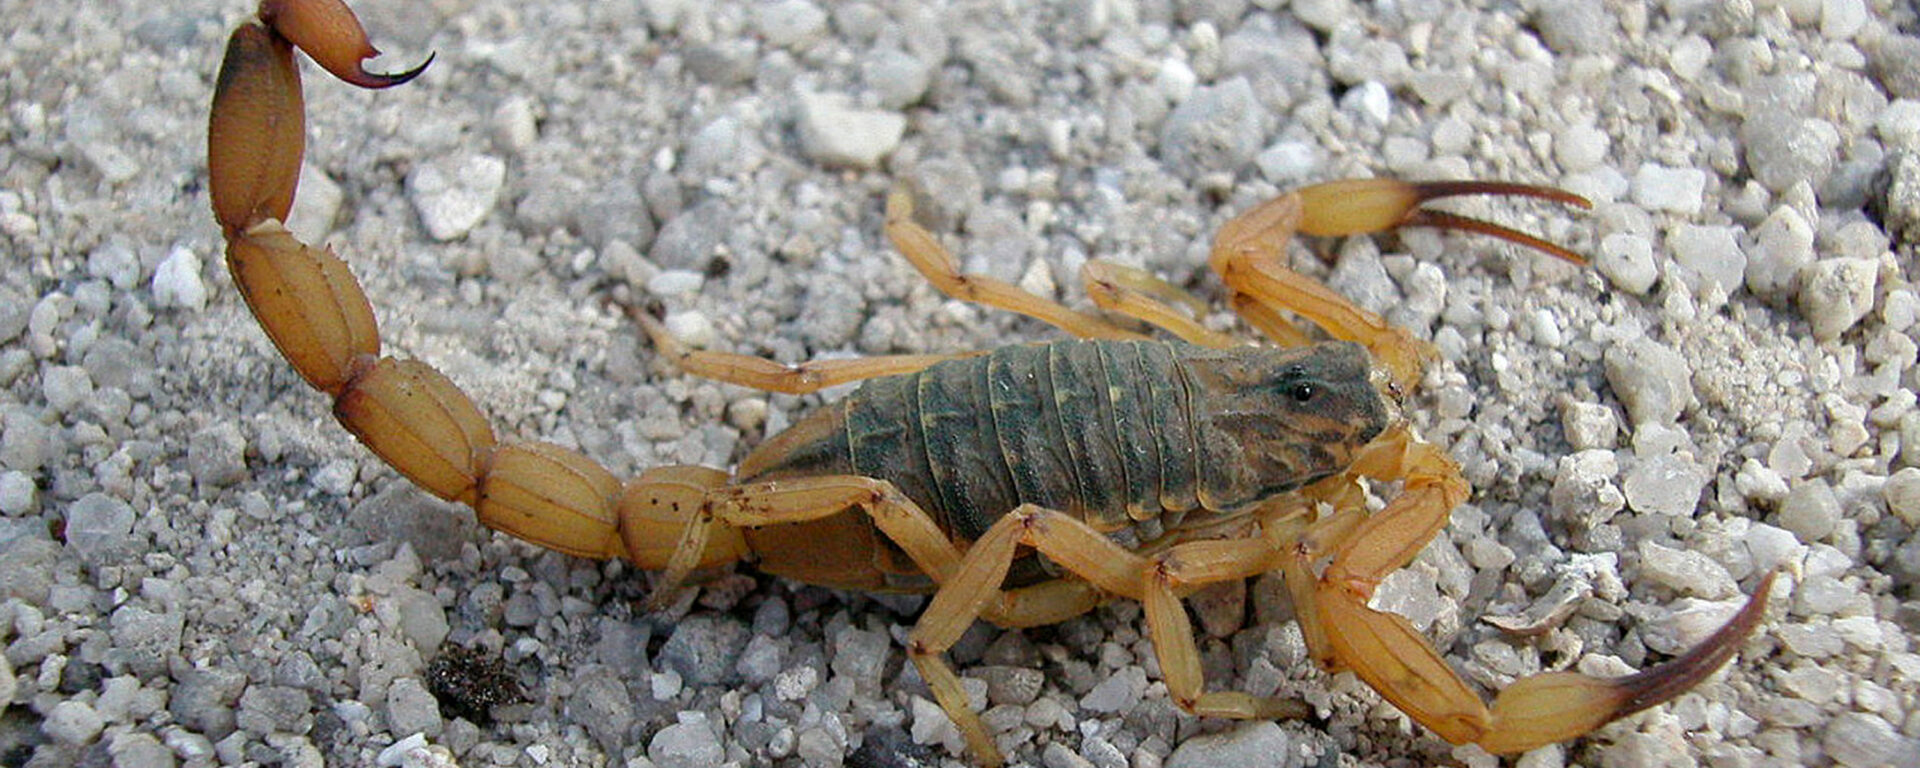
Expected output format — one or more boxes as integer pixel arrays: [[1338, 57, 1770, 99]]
[[206, 2, 1777, 765], [739, 340, 1387, 592]]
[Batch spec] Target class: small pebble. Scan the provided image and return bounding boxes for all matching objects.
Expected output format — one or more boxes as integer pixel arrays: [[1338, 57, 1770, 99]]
[[753, 0, 827, 48], [866, 49, 931, 109], [187, 423, 249, 489], [287, 163, 343, 244], [1596, 233, 1657, 295], [66, 492, 136, 564], [44, 699, 105, 745], [377, 734, 430, 767], [1823, 711, 1920, 768], [1630, 164, 1706, 215], [407, 153, 506, 241], [108, 731, 174, 768], [830, 627, 891, 696], [1160, 77, 1268, 179], [1078, 666, 1146, 714], [1741, 114, 1840, 193], [1603, 337, 1694, 426], [1779, 480, 1841, 542], [1638, 541, 1738, 599], [1883, 467, 1920, 526], [1550, 450, 1624, 527], [797, 92, 905, 169], [1560, 400, 1619, 450], [1667, 224, 1745, 294], [1876, 35, 1920, 99], [1746, 206, 1814, 301], [1165, 721, 1296, 768], [647, 270, 705, 296], [649, 716, 726, 768], [1622, 454, 1709, 518], [1798, 257, 1878, 341], [151, 246, 207, 311], [1555, 124, 1610, 172], [41, 365, 93, 414]]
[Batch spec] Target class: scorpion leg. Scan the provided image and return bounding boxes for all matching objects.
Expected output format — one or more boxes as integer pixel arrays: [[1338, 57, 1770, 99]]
[[1265, 428, 1775, 753], [1210, 180, 1590, 391], [632, 308, 974, 394], [1140, 537, 1315, 719], [886, 188, 1150, 340], [907, 505, 1312, 766], [1079, 260, 1240, 347]]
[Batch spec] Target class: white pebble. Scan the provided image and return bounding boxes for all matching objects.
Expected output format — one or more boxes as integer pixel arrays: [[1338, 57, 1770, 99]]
[[1743, 522, 1803, 573], [0, 470, 33, 515], [1779, 480, 1840, 542], [1596, 233, 1657, 295], [1630, 163, 1706, 215], [1734, 458, 1790, 504], [41, 365, 94, 414], [407, 153, 506, 241], [1622, 454, 1709, 517], [1155, 58, 1197, 104], [1667, 224, 1746, 294], [151, 246, 207, 311], [44, 700, 104, 745], [647, 270, 705, 296], [1877, 100, 1920, 150], [1554, 125, 1609, 172], [1341, 81, 1391, 125], [663, 310, 716, 349], [753, 0, 827, 48], [1746, 206, 1815, 301], [797, 92, 905, 169], [1882, 467, 1920, 526], [1604, 337, 1693, 426], [491, 97, 538, 155], [1254, 141, 1322, 184], [376, 733, 429, 767], [1820, 0, 1867, 40], [866, 49, 931, 110], [1529, 308, 1564, 347], [1560, 401, 1619, 450], [1638, 541, 1738, 599], [1798, 257, 1878, 341], [1668, 35, 1713, 81], [651, 670, 683, 701]]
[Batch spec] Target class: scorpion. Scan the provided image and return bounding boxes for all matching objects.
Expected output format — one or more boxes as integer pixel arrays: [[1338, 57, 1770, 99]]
[[208, 1, 1774, 765]]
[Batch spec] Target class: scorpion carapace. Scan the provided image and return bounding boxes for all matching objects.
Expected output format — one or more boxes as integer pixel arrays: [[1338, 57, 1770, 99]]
[[209, 1, 1776, 765]]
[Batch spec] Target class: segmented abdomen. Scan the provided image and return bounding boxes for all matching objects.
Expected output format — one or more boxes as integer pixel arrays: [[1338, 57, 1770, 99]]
[[842, 340, 1204, 541]]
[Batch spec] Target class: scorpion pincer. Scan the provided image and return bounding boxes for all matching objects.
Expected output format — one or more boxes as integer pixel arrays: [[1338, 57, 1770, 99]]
[[208, 1, 1775, 765]]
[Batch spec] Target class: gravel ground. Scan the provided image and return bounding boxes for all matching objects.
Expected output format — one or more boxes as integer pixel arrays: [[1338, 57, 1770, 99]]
[[4, 0, 1920, 766]]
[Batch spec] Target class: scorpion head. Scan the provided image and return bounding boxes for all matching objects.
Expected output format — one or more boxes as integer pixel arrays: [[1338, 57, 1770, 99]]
[[1178, 341, 1391, 512]]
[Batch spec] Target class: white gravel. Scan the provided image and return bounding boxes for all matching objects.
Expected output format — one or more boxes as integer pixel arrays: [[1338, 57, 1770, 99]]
[[4, 1, 1920, 767]]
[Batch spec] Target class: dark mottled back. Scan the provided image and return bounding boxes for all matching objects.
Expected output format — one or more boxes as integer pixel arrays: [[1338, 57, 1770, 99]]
[[741, 340, 1389, 543]]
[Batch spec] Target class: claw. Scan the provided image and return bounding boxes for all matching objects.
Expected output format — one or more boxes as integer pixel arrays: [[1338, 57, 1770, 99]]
[[1321, 569, 1776, 753], [1294, 179, 1592, 265], [260, 0, 432, 89], [1477, 569, 1776, 753]]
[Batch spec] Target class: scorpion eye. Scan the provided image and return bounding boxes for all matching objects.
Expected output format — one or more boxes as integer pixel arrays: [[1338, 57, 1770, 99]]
[[1287, 381, 1317, 403]]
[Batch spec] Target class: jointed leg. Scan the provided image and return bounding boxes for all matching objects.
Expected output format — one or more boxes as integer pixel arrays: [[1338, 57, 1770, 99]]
[[1141, 537, 1312, 719], [885, 188, 1150, 341], [632, 308, 975, 394], [1080, 261, 1240, 348], [906, 505, 1311, 766]]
